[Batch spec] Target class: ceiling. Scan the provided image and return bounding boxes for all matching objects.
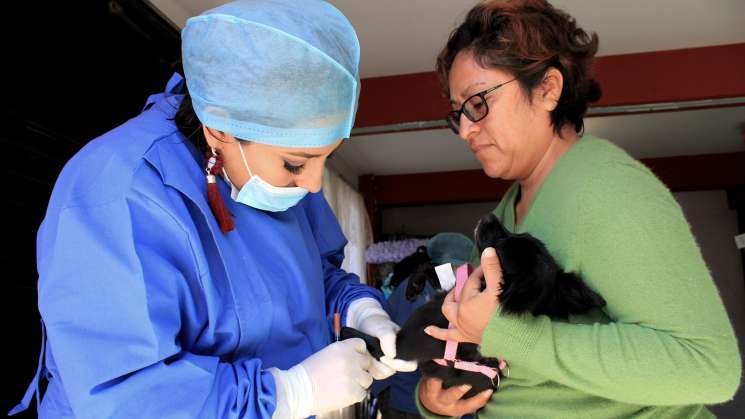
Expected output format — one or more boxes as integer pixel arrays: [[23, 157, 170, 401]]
[[150, 0, 745, 78], [334, 106, 745, 176], [148, 0, 745, 185]]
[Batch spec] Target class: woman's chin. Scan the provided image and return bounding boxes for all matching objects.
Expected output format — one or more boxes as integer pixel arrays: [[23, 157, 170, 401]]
[[479, 160, 508, 179], [474, 149, 508, 179]]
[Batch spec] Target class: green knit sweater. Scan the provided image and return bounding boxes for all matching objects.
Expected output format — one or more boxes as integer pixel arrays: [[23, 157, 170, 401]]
[[419, 136, 741, 418]]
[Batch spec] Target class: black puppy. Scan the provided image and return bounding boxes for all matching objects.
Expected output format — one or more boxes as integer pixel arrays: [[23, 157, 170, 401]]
[[473, 213, 606, 318], [345, 213, 606, 398], [403, 258, 439, 302], [386, 245, 440, 302], [390, 246, 429, 288]]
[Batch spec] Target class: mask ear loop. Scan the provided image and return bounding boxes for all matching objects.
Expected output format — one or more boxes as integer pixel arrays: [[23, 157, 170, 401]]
[[236, 141, 254, 178]]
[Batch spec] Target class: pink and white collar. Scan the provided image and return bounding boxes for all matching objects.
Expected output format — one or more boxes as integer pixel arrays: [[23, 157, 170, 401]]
[[432, 263, 507, 387]]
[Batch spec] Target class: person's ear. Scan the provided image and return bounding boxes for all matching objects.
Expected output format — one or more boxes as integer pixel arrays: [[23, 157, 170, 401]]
[[202, 126, 236, 150], [537, 67, 563, 112]]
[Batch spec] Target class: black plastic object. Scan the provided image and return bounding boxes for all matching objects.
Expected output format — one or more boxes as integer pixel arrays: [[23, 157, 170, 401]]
[[340, 327, 385, 360]]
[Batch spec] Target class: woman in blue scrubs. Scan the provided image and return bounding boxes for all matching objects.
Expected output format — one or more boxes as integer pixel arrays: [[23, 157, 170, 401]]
[[11, 1, 415, 417]]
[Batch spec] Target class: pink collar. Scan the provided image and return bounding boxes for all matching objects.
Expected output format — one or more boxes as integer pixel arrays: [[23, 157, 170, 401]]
[[433, 264, 505, 386]]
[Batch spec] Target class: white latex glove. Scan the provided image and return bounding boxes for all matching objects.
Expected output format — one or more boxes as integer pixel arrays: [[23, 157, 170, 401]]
[[347, 298, 418, 373], [269, 338, 377, 418]]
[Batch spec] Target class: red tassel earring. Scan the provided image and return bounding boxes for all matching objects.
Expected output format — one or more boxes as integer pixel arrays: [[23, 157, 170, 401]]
[[205, 148, 235, 233]]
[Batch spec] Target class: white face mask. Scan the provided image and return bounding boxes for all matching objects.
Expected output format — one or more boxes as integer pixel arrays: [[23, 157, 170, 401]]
[[221, 144, 309, 212]]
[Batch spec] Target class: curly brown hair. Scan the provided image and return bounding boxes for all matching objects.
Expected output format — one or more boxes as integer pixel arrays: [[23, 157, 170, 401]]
[[436, 0, 602, 135]]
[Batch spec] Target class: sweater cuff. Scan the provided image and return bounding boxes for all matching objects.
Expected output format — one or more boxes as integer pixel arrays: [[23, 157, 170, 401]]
[[414, 381, 457, 419], [479, 310, 549, 366]]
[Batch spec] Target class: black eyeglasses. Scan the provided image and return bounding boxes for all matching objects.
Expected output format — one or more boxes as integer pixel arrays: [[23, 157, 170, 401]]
[[446, 78, 516, 134]]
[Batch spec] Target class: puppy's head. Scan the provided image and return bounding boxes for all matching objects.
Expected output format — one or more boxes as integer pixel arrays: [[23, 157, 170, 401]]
[[405, 262, 439, 301], [475, 213, 560, 314], [391, 246, 430, 289]]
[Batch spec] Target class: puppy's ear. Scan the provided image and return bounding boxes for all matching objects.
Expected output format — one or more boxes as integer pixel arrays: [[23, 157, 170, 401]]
[[475, 213, 509, 253], [405, 274, 426, 301], [423, 264, 441, 291], [405, 263, 438, 301]]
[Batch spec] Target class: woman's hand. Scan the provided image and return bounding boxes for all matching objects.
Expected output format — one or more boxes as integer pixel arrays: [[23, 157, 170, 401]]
[[425, 247, 503, 344], [419, 376, 493, 416]]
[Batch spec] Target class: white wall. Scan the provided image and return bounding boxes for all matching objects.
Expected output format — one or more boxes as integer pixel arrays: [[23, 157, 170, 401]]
[[676, 191, 745, 418], [381, 190, 745, 417], [381, 201, 499, 238]]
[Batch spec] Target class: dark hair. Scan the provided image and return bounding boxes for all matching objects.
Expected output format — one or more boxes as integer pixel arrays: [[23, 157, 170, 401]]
[[167, 59, 209, 154], [436, 0, 602, 135], [174, 87, 211, 155]]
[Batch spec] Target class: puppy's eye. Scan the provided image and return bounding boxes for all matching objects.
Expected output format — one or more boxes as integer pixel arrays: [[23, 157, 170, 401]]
[[284, 161, 304, 174]]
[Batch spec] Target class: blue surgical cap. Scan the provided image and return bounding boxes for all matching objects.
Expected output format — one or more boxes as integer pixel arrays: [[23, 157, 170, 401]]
[[181, 0, 360, 148], [427, 232, 474, 266]]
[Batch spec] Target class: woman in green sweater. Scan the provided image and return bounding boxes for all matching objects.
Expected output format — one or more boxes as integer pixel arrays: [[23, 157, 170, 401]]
[[418, 1, 741, 417]]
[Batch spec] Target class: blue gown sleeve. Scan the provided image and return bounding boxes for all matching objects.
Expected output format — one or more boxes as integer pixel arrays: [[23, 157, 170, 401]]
[[300, 191, 385, 328], [37, 183, 277, 418]]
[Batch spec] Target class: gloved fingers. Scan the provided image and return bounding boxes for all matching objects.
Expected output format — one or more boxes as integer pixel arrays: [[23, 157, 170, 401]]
[[355, 350, 373, 372], [377, 329, 399, 359], [352, 367, 374, 389], [369, 358, 396, 380], [339, 338, 373, 371], [342, 337, 367, 354], [380, 356, 418, 372]]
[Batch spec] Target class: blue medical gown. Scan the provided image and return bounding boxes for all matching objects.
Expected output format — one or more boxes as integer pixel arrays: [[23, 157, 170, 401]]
[[30, 74, 383, 418]]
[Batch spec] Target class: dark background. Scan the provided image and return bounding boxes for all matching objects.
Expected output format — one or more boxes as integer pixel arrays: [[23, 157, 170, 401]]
[[2, 1, 180, 415]]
